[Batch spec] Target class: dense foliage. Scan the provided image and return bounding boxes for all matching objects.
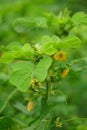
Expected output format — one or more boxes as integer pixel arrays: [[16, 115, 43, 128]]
[[0, 0, 87, 130]]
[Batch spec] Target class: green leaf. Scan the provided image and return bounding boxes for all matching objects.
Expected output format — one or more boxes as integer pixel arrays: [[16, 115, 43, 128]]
[[0, 43, 34, 63], [34, 67, 47, 82], [72, 12, 87, 25], [33, 57, 52, 81], [51, 35, 61, 48], [10, 62, 34, 92], [11, 61, 34, 71], [22, 44, 33, 53], [22, 43, 34, 56], [36, 57, 52, 69], [0, 52, 16, 63], [7, 42, 22, 50], [40, 36, 58, 55], [58, 35, 81, 49], [0, 49, 24, 63], [10, 58, 52, 91]]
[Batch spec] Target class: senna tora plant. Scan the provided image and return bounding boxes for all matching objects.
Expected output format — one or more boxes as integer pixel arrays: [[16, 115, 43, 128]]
[[0, 10, 87, 130]]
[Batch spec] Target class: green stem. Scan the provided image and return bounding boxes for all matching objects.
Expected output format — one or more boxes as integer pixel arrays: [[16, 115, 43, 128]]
[[40, 80, 49, 116], [45, 80, 49, 101], [0, 89, 17, 113]]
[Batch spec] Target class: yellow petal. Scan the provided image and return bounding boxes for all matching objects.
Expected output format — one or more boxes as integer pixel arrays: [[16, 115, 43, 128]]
[[53, 51, 66, 61], [60, 67, 69, 78]]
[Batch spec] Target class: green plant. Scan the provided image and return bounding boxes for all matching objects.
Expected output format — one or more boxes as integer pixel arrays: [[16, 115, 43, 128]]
[[0, 10, 87, 130]]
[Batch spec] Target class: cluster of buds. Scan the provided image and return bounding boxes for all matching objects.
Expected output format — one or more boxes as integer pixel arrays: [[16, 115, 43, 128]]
[[55, 117, 62, 128], [31, 79, 42, 87]]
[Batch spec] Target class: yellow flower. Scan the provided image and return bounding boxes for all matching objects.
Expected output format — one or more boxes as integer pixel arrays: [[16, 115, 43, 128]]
[[27, 100, 34, 112], [60, 67, 69, 78], [53, 51, 66, 61]]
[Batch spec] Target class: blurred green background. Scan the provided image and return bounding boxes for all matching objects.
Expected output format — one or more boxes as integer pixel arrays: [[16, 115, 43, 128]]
[[0, 0, 87, 130]]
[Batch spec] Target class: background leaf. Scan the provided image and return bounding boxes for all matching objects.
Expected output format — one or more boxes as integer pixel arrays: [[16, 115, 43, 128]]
[[12, 17, 47, 33], [0, 116, 20, 130], [72, 12, 87, 25]]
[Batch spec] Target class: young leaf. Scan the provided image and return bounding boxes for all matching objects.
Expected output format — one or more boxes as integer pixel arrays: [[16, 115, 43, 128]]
[[22, 43, 34, 54], [40, 36, 58, 55], [58, 35, 81, 49], [33, 57, 52, 81], [22, 43, 34, 57]]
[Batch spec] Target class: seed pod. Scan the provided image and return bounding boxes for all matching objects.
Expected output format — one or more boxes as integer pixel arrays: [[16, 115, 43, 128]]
[[31, 79, 42, 87]]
